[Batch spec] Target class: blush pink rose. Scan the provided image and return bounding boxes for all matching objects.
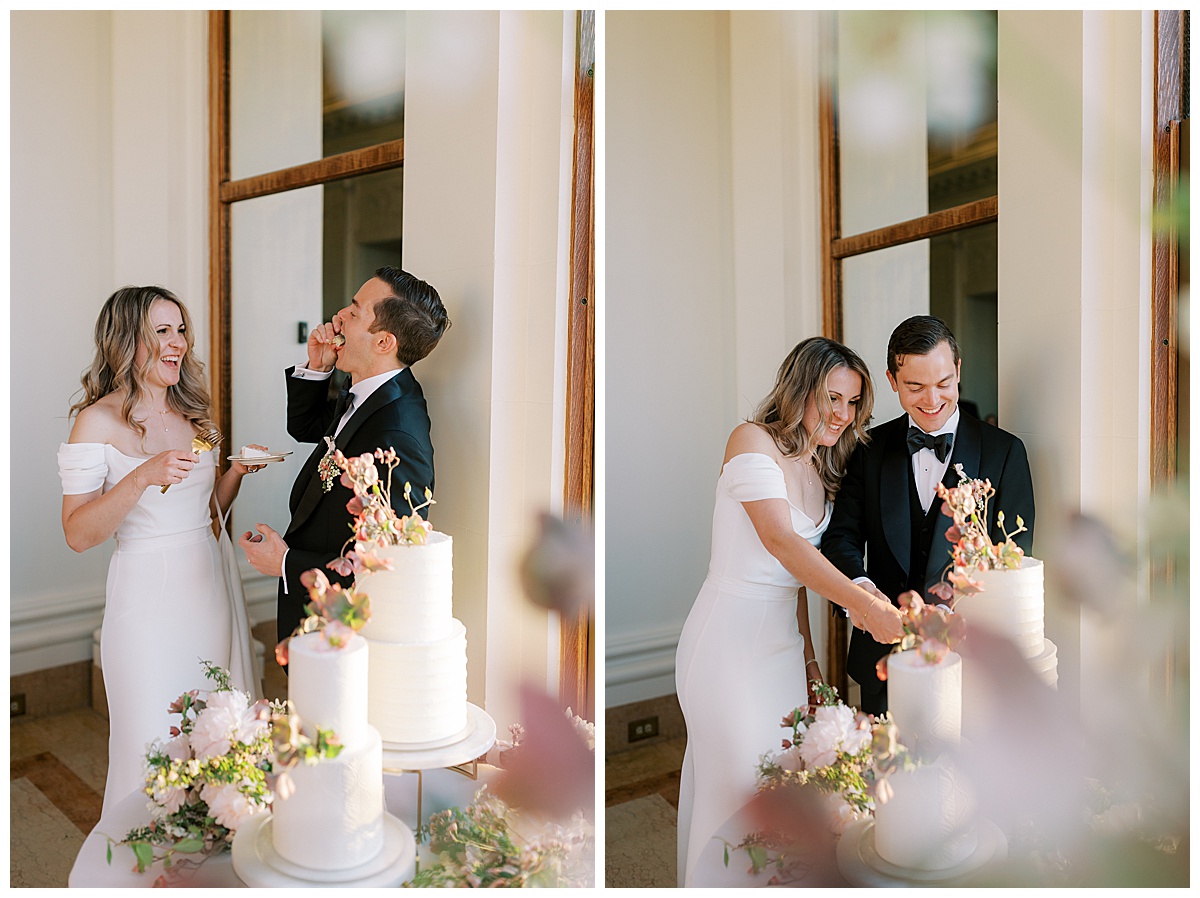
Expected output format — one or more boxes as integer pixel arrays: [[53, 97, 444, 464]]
[[190, 691, 260, 760], [200, 782, 260, 831], [799, 704, 862, 769]]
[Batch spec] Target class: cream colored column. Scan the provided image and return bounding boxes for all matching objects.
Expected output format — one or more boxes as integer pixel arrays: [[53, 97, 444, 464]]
[[997, 10, 1152, 721], [404, 11, 571, 730]]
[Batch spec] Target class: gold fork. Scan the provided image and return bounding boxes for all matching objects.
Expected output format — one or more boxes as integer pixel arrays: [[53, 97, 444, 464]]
[[161, 428, 222, 493]]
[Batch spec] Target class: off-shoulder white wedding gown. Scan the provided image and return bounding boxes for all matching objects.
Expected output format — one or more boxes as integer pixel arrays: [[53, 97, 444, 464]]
[[59, 443, 257, 816], [675, 452, 831, 887]]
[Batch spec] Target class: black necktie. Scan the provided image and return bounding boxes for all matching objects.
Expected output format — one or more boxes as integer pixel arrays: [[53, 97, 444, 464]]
[[328, 386, 353, 436], [907, 426, 953, 463]]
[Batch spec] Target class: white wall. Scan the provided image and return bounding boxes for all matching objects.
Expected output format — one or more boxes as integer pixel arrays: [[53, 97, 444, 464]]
[[401, 11, 573, 731], [605, 11, 825, 707], [11, 11, 209, 675]]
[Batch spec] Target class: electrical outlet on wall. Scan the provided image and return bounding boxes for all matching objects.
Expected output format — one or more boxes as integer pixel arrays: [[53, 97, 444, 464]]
[[11, 694, 26, 718], [628, 715, 659, 742]]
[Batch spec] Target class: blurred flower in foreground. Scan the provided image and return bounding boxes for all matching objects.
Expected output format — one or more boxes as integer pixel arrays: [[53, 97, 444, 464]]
[[493, 684, 595, 823], [519, 511, 594, 618], [956, 494, 1189, 886], [422, 510, 597, 887]]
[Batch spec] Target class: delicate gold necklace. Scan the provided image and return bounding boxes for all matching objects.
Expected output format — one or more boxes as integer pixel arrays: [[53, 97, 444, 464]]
[[799, 455, 816, 486], [141, 401, 171, 433]]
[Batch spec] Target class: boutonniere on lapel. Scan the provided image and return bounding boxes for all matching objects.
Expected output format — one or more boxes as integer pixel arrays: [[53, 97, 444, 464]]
[[317, 436, 343, 493]]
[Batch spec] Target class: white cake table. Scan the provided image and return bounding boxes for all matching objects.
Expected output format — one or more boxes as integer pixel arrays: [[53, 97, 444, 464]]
[[67, 766, 501, 888]]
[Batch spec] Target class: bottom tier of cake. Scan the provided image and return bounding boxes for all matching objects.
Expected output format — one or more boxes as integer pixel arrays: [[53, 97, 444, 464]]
[[271, 727, 385, 872], [873, 754, 977, 871]]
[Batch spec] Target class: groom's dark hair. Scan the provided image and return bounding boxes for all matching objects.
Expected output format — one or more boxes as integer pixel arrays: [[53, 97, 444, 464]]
[[887, 315, 960, 377], [370, 267, 452, 366]]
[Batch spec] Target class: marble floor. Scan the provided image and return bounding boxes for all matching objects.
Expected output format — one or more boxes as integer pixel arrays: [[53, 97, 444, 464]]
[[604, 735, 685, 888], [10, 622, 287, 889]]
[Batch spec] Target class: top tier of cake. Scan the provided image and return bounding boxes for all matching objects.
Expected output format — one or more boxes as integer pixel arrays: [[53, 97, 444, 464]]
[[885, 649, 962, 756], [356, 533, 453, 644], [954, 556, 1044, 658], [286, 631, 370, 748]]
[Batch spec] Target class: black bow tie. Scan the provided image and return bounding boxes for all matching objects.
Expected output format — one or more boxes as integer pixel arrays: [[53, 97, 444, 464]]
[[907, 426, 953, 462]]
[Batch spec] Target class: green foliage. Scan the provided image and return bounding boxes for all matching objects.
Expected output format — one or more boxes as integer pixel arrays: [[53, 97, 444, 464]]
[[404, 790, 593, 888]]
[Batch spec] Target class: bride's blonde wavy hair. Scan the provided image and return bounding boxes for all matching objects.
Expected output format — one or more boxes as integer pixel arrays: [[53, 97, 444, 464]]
[[70, 286, 215, 445], [749, 337, 874, 500]]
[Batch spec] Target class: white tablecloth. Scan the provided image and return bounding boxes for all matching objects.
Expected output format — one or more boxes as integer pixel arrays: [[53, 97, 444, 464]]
[[68, 766, 504, 888]]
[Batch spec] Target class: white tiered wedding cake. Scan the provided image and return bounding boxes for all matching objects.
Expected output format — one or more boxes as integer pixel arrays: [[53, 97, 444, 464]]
[[355, 532, 470, 746], [231, 632, 414, 886]]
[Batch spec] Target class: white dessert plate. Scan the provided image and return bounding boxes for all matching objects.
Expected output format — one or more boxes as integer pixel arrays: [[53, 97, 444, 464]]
[[227, 451, 292, 463]]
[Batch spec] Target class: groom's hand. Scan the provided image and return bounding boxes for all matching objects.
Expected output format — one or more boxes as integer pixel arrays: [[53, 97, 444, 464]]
[[239, 523, 287, 577], [306, 321, 342, 372]]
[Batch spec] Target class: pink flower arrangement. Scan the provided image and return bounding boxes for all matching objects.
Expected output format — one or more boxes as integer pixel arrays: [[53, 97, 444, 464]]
[[759, 682, 909, 819], [930, 463, 1028, 604], [108, 662, 275, 877], [274, 567, 373, 666], [188, 689, 265, 761], [728, 685, 914, 879], [797, 703, 872, 770], [200, 781, 261, 831], [876, 590, 968, 681], [332, 447, 436, 553]]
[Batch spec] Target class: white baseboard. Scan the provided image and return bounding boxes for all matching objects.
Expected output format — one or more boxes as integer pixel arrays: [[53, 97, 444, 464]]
[[605, 624, 681, 707]]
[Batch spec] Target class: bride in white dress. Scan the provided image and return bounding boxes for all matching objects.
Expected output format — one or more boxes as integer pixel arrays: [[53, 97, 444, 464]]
[[59, 286, 265, 816], [675, 337, 905, 887]]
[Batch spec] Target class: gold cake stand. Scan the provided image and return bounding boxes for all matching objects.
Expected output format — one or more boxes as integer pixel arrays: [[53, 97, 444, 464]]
[[380, 703, 498, 844]]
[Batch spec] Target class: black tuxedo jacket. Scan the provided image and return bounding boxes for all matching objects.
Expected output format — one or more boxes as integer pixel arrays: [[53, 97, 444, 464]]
[[276, 366, 435, 644], [821, 412, 1035, 706]]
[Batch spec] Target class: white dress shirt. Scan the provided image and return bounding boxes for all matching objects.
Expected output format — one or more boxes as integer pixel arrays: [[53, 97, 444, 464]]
[[910, 407, 960, 514]]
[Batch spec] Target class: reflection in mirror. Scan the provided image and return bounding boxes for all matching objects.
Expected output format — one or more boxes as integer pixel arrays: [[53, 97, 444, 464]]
[[322, 167, 404, 324], [322, 11, 405, 155], [842, 241, 930, 425], [841, 223, 997, 429], [229, 187, 323, 543], [230, 10, 405, 181], [837, 10, 997, 235], [930, 223, 998, 423], [227, 164, 405, 547]]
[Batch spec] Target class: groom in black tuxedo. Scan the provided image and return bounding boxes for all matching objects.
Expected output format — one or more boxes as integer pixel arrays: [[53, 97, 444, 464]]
[[821, 316, 1035, 714], [239, 267, 451, 647]]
